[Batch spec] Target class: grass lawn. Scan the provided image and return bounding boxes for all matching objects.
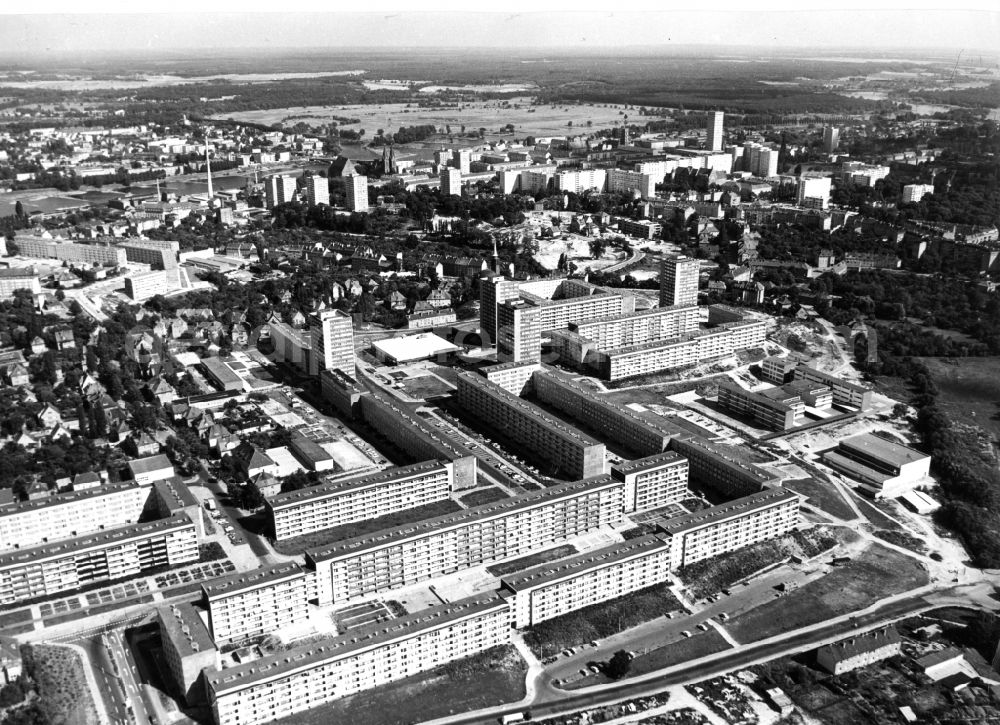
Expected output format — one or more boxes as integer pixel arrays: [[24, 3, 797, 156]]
[[485, 544, 577, 577], [273, 499, 464, 555], [522, 583, 682, 658], [679, 539, 790, 599], [725, 543, 928, 644], [271, 645, 526, 725], [397, 374, 453, 400], [855, 499, 907, 532], [919, 356, 1000, 442], [783, 478, 857, 521], [459, 487, 510, 508], [629, 630, 732, 676]]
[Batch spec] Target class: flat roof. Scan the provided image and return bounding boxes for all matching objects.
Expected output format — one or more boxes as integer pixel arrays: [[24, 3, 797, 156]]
[[128, 454, 174, 476], [611, 451, 686, 477], [364, 392, 476, 462], [457, 372, 602, 448], [159, 602, 215, 657], [151, 476, 199, 512], [605, 327, 730, 357], [267, 460, 449, 512], [840, 433, 928, 469], [208, 592, 507, 695], [0, 513, 193, 569], [794, 364, 869, 394], [201, 356, 242, 386], [501, 535, 667, 592], [290, 434, 335, 464], [657, 488, 799, 536], [372, 333, 460, 363], [0, 479, 143, 518], [570, 303, 698, 331], [783, 380, 829, 394], [307, 474, 616, 563], [202, 562, 305, 600]]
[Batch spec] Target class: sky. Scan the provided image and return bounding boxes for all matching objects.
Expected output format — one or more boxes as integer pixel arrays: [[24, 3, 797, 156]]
[[0, 2, 997, 55]]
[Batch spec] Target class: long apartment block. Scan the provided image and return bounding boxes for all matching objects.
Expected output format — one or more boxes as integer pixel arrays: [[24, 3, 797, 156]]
[[202, 563, 313, 645], [793, 364, 873, 410], [657, 488, 800, 570], [305, 475, 626, 605], [0, 480, 150, 551], [500, 535, 672, 628], [359, 392, 477, 489], [669, 435, 781, 498], [531, 370, 686, 459], [455, 371, 605, 480], [266, 461, 454, 541], [568, 304, 699, 350], [207, 593, 511, 725], [610, 452, 690, 513], [717, 380, 801, 431], [0, 514, 198, 605], [12, 237, 128, 266]]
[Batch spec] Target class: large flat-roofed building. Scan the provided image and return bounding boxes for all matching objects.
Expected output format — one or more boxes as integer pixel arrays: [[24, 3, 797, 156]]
[[266, 461, 454, 541], [289, 434, 336, 472], [0, 269, 41, 299], [456, 372, 605, 480], [479, 361, 540, 396], [569, 305, 699, 351], [359, 393, 477, 489], [128, 454, 176, 485], [0, 514, 198, 605], [669, 435, 781, 497], [611, 452, 690, 513], [659, 255, 700, 307], [531, 371, 685, 459], [319, 368, 368, 419], [717, 380, 800, 431], [200, 357, 244, 392], [207, 593, 510, 725], [309, 309, 355, 378], [657, 488, 800, 570], [371, 332, 460, 365], [306, 475, 625, 605], [496, 301, 541, 363], [794, 364, 872, 410], [0, 480, 149, 552], [501, 535, 671, 628], [202, 563, 311, 645], [783, 379, 832, 409], [12, 237, 127, 266], [823, 433, 931, 498], [760, 356, 797, 385], [158, 602, 218, 704]]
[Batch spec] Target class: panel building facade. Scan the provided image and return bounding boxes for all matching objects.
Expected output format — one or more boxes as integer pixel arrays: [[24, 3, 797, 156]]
[[202, 563, 312, 645]]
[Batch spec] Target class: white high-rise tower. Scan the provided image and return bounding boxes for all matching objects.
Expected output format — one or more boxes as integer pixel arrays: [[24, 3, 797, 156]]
[[707, 112, 724, 152], [205, 146, 214, 207]]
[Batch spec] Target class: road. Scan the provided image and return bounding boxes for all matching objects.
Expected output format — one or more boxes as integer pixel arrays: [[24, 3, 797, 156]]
[[601, 248, 645, 275]]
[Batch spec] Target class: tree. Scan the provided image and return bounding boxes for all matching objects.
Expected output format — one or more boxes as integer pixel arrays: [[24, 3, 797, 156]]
[[14, 201, 24, 219], [605, 650, 632, 679]]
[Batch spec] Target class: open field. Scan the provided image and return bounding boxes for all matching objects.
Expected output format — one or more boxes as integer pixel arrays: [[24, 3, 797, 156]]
[[272, 499, 463, 555], [919, 356, 1000, 444], [724, 543, 928, 643], [273, 645, 526, 725], [214, 99, 631, 140], [630, 630, 732, 677], [783, 477, 857, 520]]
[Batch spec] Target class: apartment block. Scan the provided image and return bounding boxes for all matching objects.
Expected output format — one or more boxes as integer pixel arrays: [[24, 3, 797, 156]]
[[617, 219, 662, 239], [358, 393, 477, 489], [607, 169, 656, 200], [456, 372, 605, 480], [268, 319, 311, 370], [479, 361, 540, 396], [158, 602, 218, 704], [569, 305, 699, 350], [496, 300, 541, 363], [531, 371, 684, 459], [611, 452, 690, 513], [0, 481, 149, 552], [902, 184, 934, 204], [555, 168, 606, 195], [816, 627, 902, 675], [0, 269, 41, 300], [305, 175, 330, 206], [793, 364, 872, 410], [13, 237, 127, 266], [306, 475, 626, 605], [657, 488, 800, 569], [659, 256, 700, 307], [479, 276, 521, 347], [319, 368, 368, 419], [440, 167, 462, 196], [264, 175, 297, 208], [707, 111, 724, 152], [0, 514, 198, 605], [267, 461, 454, 541], [207, 593, 510, 725], [345, 174, 369, 212], [309, 309, 355, 378], [760, 356, 796, 384], [717, 380, 800, 431], [125, 270, 174, 301], [501, 535, 671, 628], [669, 435, 781, 498], [202, 563, 311, 645]]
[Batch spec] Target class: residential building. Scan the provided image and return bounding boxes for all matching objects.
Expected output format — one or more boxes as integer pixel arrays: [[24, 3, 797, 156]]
[[902, 184, 935, 204], [555, 169, 606, 195], [569, 305, 699, 351], [618, 218, 661, 239], [822, 432, 931, 498], [202, 563, 311, 645], [823, 126, 840, 153], [455, 372, 606, 480], [479, 276, 521, 347], [308, 309, 355, 378], [479, 360, 540, 397], [816, 627, 902, 674], [266, 461, 453, 541], [501, 535, 671, 628], [345, 174, 369, 212], [305, 175, 329, 206], [707, 111, 724, 152], [0, 269, 41, 300], [796, 176, 832, 210], [657, 488, 800, 569], [158, 603, 218, 704], [659, 256, 700, 307], [125, 270, 174, 301], [610, 452, 690, 513], [607, 169, 656, 200], [760, 356, 796, 384], [127, 454, 176, 486], [496, 300, 542, 363], [12, 237, 127, 266], [319, 368, 368, 419], [793, 364, 872, 410], [717, 380, 800, 431], [440, 167, 462, 196], [264, 175, 297, 208], [306, 475, 625, 604], [669, 435, 781, 497], [268, 319, 311, 370], [207, 593, 510, 725]]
